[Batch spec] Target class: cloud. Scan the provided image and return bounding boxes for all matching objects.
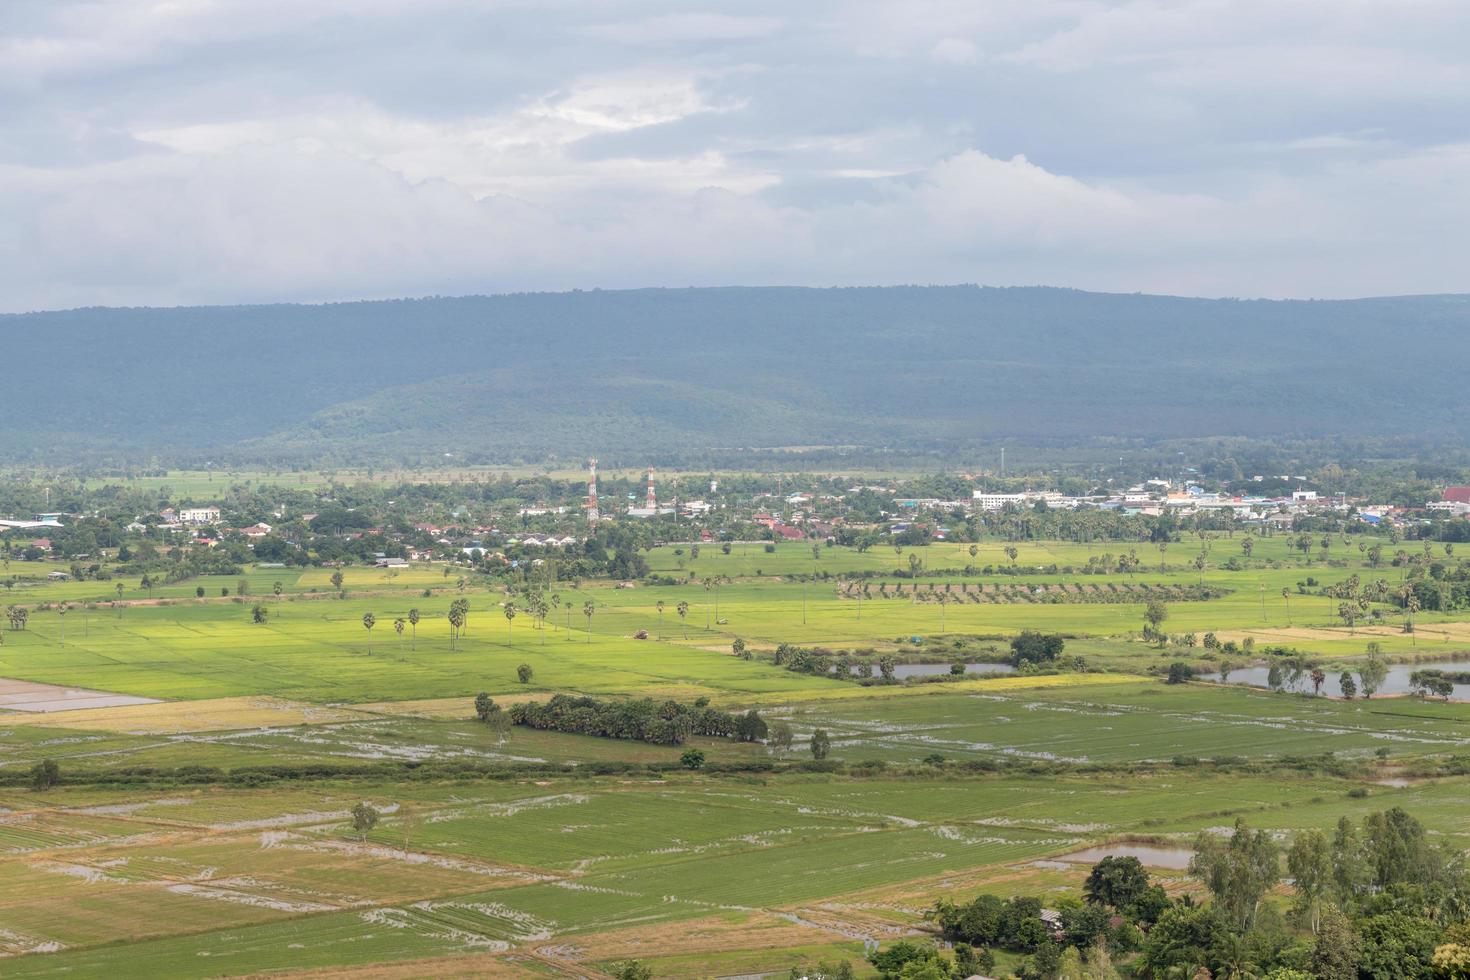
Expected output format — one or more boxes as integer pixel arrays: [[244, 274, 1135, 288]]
[[585, 14, 784, 45], [2, 0, 1470, 310], [929, 38, 978, 65]]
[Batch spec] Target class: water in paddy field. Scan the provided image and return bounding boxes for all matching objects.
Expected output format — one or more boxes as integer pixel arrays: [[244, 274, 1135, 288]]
[[888, 662, 1018, 679], [1054, 842, 1195, 870], [1206, 660, 1470, 700]]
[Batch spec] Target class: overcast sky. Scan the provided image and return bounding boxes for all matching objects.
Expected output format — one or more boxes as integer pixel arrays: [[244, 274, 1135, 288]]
[[3, 1, 1469, 312]]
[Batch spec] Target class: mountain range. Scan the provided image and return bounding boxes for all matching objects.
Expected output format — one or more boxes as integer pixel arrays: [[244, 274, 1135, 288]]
[[4, 286, 1466, 466]]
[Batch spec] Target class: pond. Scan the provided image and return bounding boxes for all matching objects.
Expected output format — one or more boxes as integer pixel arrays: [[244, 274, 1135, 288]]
[[1054, 842, 1195, 870], [1204, 659, 1470, 700], [889, 662, 1018, 679]]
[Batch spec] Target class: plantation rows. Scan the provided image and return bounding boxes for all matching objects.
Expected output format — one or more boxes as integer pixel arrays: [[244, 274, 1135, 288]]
[[835, 580, 1225, 604]]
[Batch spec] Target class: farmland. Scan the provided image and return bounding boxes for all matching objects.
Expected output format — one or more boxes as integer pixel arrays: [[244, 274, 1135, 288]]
[[1, 535, 1469, 977]]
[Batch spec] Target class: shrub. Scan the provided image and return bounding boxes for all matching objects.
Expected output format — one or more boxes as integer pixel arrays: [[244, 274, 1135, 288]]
[[1166, 661, 1194, 684], [29, 759, 60, 791]]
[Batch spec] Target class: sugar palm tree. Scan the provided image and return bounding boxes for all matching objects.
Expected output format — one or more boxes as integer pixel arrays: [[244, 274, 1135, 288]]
[[656, 599, 665, 639], [394, 617, 405, 646], [503, 602, 516, 646], [448, 606, 464, 649], [362, 612, 376, 653], [676, 600, 690, 638], [408, 608, 419, 649], [582, 600, 595, 642]]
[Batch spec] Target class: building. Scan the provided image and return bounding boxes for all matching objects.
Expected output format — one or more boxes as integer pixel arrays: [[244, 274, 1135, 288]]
[[178, 506, 221, 525], [972, 492, 1028, 511], [1443, 486, 1470, 505]]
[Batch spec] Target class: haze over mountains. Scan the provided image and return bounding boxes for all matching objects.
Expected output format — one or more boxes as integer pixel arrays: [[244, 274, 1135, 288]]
[[5, 286, 1467, 467]]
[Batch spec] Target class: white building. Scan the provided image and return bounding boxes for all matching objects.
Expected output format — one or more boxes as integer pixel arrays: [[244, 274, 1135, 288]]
[[178, 506, 221, 525], [972, 492, 1029, 511]]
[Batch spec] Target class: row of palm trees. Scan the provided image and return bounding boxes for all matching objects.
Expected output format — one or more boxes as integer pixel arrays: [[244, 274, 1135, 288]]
[[353, 595, 607, 652]]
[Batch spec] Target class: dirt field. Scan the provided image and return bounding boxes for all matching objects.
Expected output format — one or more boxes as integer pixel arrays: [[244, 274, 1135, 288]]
[[0, 677, 159, 713], [1215, 620, 1470, 647], [0, 695, 376, 733]]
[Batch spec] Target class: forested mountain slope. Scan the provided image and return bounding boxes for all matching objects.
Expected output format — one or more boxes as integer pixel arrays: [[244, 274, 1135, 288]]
[[3, 286, 1465, 465]]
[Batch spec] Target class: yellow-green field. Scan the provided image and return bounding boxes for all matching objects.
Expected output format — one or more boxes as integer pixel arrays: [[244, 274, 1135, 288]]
[[0, 537, 1467, 977]]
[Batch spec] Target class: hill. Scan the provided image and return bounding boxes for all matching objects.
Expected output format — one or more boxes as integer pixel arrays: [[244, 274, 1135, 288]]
[[3, 286, 1467, 466]]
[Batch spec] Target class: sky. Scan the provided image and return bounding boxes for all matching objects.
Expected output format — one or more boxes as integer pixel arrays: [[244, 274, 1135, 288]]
[[3, 0, 1469, 312]]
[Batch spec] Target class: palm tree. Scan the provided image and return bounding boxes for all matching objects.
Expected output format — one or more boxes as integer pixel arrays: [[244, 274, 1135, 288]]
[[656, 600, 665, 639], [550, 593, 561, 630], [448, 606, 464, 649], [394, 617, 405, 646], [582, 600, 595, 642], [408, 608, 419, 649], [677, 600, 690, 638], [1282, 588, 1291, 625], [503, 602, 516, 646], [362, 612, 376, 653], [273, 580, 284, 600]]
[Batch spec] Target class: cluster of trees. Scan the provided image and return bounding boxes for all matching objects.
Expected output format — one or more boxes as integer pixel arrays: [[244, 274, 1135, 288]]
[[844, 807, 1470, 980], [771, 643, 897, 681], [1408, 669, 1460, 700], [1011, 630, 1066, 667], [1264, 650, 1388, 699], [507, 694, 768, 746], [915, 857, 1167, 980]]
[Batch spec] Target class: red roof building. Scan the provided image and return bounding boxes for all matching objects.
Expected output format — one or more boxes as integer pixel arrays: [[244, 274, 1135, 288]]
[[1444, 486, 1470, 504]]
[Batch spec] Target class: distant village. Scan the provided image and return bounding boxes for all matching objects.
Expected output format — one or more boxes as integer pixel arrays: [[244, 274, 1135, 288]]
[[3, 460, 1469, 574]]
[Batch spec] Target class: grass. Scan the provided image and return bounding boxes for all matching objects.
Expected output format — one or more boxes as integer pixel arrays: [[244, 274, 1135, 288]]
[[0, 536, 1467, 976], [5, 762, 1461, 977]]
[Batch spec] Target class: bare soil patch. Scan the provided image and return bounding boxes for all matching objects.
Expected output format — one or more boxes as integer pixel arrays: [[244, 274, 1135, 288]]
[[0, 677, 158, 713]]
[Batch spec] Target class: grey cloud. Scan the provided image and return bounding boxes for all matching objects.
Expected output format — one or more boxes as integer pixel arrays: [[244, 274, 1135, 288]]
[[2, 0, 1469, 311]]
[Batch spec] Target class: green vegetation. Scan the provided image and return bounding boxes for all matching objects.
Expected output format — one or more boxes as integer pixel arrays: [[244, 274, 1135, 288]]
[[2, 517, 1470, 977], [4, 287, 1470, 466]]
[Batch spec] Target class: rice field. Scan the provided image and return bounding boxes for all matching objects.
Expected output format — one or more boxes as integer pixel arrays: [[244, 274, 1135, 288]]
[[1, 536, 1468, 976]]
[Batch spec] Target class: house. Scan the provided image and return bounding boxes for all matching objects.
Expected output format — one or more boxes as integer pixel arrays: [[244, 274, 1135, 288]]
[[772, 524, 806, 540], [241, 523, 273, 538], [374, 557, 409, 569], [47, 571, 69, 580], [178, 506, 221, 525]]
